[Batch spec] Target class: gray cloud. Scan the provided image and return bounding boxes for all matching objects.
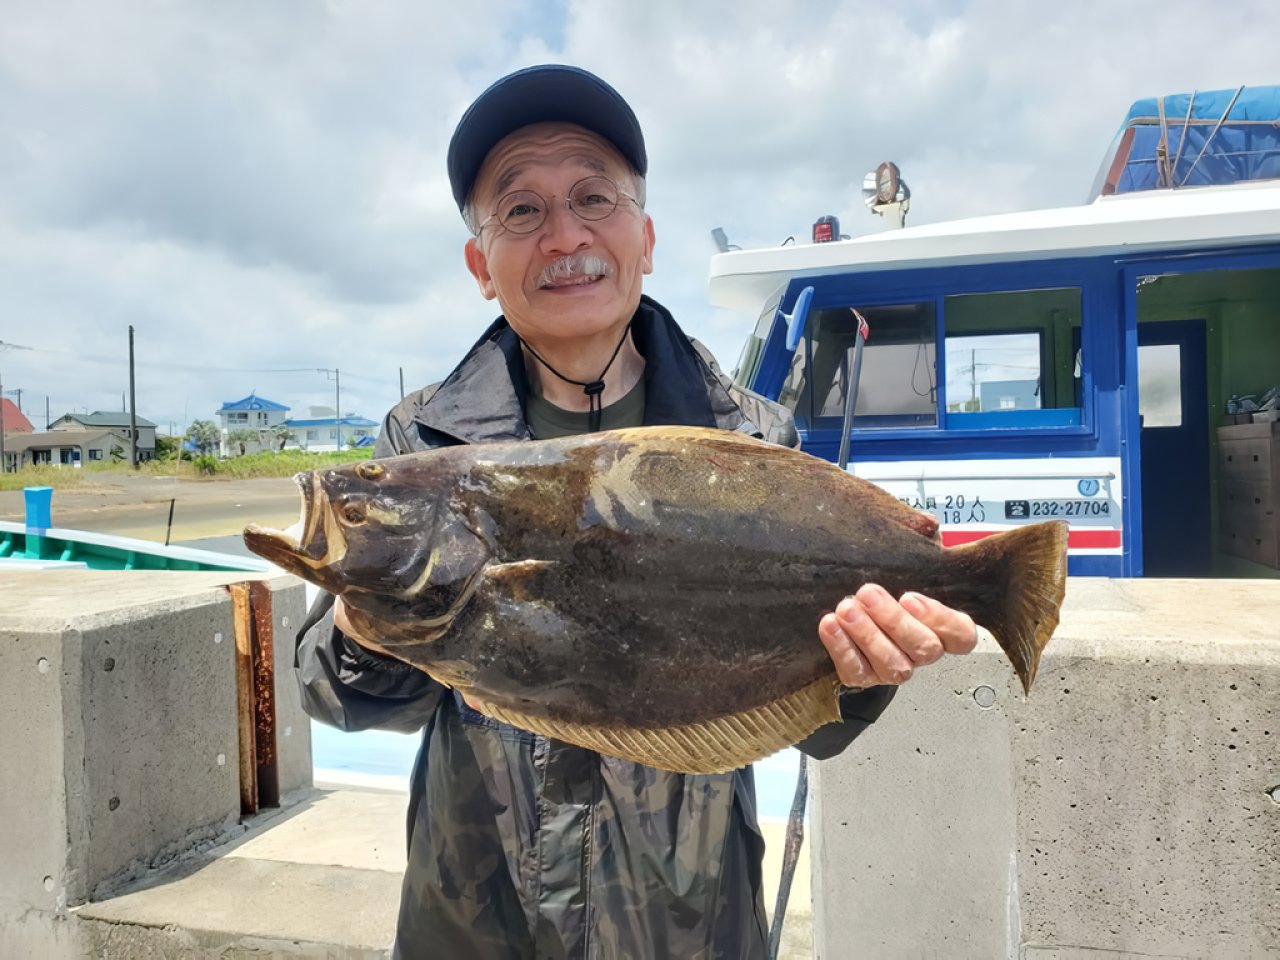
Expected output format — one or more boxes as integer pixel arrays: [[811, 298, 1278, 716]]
[[2, 0, 1277, 433]]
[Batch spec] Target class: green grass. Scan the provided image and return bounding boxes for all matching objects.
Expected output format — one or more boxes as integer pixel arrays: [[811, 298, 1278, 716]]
[[0, 449, 373, 490], [208, 449, 370, 478]]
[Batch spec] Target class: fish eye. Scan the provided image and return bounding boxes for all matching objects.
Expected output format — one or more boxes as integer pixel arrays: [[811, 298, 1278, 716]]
[[339, 501, 367, 525], [355, 461, 385, 481]]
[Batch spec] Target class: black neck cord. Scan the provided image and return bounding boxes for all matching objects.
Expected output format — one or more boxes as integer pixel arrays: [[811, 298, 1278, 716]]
[[519, 321, 633, 432]]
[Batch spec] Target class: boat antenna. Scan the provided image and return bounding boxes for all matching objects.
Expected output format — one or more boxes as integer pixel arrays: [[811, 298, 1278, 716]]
[[1179, 85, 1244, 187], [710, 227, 739, 252]]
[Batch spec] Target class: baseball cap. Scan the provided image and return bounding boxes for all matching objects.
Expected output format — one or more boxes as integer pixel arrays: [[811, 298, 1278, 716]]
[[446, 64, 647, 213]]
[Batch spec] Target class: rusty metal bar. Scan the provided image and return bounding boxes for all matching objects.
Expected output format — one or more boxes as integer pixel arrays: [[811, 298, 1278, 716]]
[[249, 580, 279, 808], [229, 582, 258, 815], [227, 581, 281, 815]]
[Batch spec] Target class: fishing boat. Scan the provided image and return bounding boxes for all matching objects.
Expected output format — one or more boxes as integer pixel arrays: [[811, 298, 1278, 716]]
[[711, 85, 1280, 578], [0, 488, 270, 571]]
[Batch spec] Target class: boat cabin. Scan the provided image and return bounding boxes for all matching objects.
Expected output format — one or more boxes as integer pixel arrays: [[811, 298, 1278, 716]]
[[711, 87, 1280, 578]]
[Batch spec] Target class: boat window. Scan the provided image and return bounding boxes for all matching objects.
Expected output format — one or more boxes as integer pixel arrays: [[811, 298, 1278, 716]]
[[1137, 344, 1183, 427], [732, 286, 785, 388], [943, 288, 1083, 424], [780, 301, 937, 429], [946, 332, 1042, 410]]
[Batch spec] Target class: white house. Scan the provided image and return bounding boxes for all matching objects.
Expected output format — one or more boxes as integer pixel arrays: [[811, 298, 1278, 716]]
[[217, 393, 290, 456], [4, 429, 131, 469], [49, 412, 157, 460], [284, 406, 378, 452]]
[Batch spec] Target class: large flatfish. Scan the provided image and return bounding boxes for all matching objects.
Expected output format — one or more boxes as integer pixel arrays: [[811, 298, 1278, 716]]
[[244, 426, 1067, 773]]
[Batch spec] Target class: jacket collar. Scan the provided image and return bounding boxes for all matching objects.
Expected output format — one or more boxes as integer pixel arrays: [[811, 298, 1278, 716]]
[[412, 295, 749, 444]]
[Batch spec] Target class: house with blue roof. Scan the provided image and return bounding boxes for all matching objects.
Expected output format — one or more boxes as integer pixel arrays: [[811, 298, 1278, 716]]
[[284, 410, 379, 452], [217, 393, 290, 456], [214, 393, 379, 454]]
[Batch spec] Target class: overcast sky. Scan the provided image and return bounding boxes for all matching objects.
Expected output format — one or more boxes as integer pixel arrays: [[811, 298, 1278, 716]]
[[2, 0, 1277, 435]]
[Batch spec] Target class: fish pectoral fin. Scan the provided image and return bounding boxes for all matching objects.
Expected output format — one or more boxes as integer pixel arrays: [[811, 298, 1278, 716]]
[[483, 559, 560, 600], [488, 558, 559, 575], [481, 674, 843, 775]]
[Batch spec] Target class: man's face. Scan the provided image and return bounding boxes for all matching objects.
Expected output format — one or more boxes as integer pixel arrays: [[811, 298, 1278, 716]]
[[463, 122, 655, 347]]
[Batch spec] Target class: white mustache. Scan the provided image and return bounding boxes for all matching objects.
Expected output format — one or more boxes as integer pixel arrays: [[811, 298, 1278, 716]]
[[538, 255, 613, 287]]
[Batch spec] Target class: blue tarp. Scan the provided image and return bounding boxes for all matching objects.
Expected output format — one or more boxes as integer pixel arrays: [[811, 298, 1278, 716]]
[[1092, 85, 1280, 196]]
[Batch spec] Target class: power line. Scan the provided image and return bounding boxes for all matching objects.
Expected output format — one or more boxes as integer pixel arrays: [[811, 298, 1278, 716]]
[[2, 346, 389, 384]]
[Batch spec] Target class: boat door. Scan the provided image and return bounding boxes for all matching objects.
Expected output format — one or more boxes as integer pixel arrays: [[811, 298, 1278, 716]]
[[1137, 319, 1210, 575]]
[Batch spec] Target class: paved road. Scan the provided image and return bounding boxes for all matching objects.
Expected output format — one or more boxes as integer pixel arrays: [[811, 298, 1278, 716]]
[[0, 474, 301, 543]]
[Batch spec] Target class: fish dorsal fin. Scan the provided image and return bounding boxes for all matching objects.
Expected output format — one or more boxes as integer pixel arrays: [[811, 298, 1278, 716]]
[[478, 674, 843, 774]]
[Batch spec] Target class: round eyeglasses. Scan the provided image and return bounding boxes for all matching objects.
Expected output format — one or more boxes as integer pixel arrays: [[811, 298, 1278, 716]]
[[476, 176, 640, 236]]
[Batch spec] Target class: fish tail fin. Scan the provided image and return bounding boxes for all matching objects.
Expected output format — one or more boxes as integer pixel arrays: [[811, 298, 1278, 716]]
[[946, 520, 1068, 696]]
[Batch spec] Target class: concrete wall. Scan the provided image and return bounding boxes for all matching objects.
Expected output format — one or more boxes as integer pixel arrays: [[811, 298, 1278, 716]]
[[811, 577, 1280, 959], [0, 571, 310, 959]]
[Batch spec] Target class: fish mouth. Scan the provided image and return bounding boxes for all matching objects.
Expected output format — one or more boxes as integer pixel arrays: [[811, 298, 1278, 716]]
[[243, 472, 332, 573]]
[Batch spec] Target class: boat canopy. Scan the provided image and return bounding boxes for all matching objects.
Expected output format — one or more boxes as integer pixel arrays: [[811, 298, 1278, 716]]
[[1092, 85, 1280, 198]]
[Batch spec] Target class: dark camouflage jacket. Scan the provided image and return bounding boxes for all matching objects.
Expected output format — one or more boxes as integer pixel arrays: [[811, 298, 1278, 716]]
[[295, 296, 896, 959]]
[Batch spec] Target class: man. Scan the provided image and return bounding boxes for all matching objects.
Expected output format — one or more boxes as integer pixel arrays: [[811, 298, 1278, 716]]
[[297, 65, 977, 959]]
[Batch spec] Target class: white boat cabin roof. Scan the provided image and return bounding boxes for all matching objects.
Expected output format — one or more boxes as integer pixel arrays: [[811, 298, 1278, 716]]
[[708, 181, 1280, 315]]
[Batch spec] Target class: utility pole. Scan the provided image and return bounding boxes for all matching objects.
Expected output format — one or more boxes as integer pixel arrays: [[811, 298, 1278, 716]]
[[128, 325, 139, 468], [318, 368, 342, 451], [1, 384, 24, 469], [45, 395, 50, 430], [399, 367, 405, 399], [971, 349, 977, 411]]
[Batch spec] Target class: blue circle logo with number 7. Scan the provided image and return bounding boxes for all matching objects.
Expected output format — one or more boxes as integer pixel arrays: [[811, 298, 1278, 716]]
[[1077, 478, 1100, 497]]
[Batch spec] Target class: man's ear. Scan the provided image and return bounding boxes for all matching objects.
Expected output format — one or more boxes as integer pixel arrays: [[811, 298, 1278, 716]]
[[465, 237, 498, 300], [642, 215, 656, 275]]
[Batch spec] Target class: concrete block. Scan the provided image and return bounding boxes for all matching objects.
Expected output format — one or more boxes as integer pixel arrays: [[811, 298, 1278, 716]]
[[811, 647, 1018, 958], [0, 618, 74, 919], [77, 858, 400, 957], [0, 570, 311, 956], [271, 583, 314, 799], [78, 598, 242, 896], [811, 578, 1280, 960], [74, 787, 405, 959]]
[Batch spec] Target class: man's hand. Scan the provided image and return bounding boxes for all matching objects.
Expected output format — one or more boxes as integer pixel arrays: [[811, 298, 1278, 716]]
[[819, 585, 978, 688]]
